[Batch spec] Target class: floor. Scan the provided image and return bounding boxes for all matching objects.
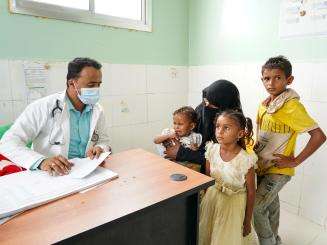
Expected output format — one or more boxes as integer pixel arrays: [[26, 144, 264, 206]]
[[279, 209, 327, 245]]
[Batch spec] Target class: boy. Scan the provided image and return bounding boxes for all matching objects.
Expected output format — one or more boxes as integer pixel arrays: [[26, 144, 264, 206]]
[[253, 56, 326, 245]]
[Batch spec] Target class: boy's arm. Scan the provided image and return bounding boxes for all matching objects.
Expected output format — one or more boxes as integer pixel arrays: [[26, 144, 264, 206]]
[[274, 127, 326, 168], [243, 167, 256, 237]]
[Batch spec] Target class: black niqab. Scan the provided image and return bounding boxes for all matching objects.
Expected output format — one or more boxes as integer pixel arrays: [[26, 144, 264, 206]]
[[196, 80, 242, 145]]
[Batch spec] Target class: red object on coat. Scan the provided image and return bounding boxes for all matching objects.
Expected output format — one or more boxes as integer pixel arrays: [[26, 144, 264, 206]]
[[0, 154, 9, 161], [0, 154, 26, 176]]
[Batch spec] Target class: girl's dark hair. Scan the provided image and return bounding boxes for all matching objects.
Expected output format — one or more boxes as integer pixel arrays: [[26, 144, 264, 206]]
[[173, 106, 197, 124], [214, 110, 254, 150]]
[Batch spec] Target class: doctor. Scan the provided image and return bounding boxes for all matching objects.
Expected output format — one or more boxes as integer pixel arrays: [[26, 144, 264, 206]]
[[0, 57, 110, 176]]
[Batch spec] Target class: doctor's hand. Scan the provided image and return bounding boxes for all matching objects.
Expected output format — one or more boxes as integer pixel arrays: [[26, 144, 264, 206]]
[[87, 146, 103, 160], [40, 155, 73, 176]]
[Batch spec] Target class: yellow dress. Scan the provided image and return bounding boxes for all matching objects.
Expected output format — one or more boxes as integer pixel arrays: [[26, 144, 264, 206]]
[[199, 142, 259, 245]]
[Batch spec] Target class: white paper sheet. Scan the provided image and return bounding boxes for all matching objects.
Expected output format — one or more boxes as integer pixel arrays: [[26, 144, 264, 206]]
[[279, 0, 327, 38], [69, 151, 111, 179], [0, 216, 14, 225], [0, 213, 22, 225], [0, 166, 118, 220], [23, 61, 49, 88]]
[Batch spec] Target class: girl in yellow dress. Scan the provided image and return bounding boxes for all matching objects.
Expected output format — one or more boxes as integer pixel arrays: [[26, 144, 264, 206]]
[[199, 110, 259, 245]]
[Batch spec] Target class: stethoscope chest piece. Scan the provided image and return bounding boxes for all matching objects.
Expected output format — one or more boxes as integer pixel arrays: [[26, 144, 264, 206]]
[[91, 131, 99, 142]]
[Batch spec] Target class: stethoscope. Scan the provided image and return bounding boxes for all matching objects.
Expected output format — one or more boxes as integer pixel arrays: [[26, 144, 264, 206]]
[[51, 99, 62, 118], [49, 99, 64, 145], [49, 99, 99, 145]]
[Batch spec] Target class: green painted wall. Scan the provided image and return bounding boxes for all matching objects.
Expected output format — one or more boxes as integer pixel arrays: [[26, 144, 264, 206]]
[[189, 0, 327, 65], [2, 0, 326, 66], [0, 0, 189, 65]]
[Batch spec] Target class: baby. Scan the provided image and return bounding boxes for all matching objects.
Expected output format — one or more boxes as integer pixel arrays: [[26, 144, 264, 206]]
[[154, 106, 202, 160]]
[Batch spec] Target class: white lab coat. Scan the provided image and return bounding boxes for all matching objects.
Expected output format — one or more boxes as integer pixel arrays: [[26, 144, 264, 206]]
[[0, 91, 110, 170]]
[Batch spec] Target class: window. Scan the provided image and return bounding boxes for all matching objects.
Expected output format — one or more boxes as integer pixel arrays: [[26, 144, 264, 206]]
[[10, 0, 152, 32]]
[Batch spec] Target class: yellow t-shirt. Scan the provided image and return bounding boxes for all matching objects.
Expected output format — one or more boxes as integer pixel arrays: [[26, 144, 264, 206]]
[[255, 98, 318, 176]]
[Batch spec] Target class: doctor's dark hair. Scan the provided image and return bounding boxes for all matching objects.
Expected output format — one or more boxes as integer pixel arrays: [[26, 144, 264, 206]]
[[262, 55, 292, 78], [66, 57, 102, 86], [214, 110, 254, 150]]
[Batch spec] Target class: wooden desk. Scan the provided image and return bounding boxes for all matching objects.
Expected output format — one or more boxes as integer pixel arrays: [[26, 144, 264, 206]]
[[0, 149, 214, 245]]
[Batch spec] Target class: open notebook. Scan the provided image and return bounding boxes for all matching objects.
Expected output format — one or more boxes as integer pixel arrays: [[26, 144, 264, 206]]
[[0, 154, 118, 220]]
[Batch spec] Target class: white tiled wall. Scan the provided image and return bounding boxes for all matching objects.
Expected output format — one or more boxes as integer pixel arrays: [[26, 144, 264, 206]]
[[101, 64, 147, 96], [0, 60, 188, 155], [188, 63, 267, 121], [188, 62, 327, 228], [0, 60, 12, 101]]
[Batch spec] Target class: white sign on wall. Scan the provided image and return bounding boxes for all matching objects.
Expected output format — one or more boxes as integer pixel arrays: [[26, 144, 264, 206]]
[[23, 61, 49, 103], [279, 0, 327, 38]]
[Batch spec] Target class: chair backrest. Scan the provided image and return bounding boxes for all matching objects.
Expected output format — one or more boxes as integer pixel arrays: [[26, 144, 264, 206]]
[[0, 124, 12, 140]]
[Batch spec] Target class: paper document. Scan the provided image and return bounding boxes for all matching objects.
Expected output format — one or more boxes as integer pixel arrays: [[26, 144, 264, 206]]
[[0, 213, 22, 225], [69, 151, 111, 179], [23, 61, 49, 88], [0, 167, 118, 220]]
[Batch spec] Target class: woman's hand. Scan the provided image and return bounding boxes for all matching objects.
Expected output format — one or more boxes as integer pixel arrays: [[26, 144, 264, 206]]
[[168, 132, 178, 140], [164, 139, 181, 160]]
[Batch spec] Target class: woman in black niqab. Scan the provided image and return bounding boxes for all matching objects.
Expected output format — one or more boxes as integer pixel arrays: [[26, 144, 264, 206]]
[[198, 79, 242, 145], [164, 79, 242, 172]]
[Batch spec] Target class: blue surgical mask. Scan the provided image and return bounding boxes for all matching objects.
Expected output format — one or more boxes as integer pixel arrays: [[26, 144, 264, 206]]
[[74, 84, 100, 105]]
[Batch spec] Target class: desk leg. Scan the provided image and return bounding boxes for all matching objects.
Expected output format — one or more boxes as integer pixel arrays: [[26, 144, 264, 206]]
[[58, 191, 201, 245]]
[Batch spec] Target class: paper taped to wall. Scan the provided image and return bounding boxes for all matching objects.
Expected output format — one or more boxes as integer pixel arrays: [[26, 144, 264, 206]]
[[23, 61, 49, 88]]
